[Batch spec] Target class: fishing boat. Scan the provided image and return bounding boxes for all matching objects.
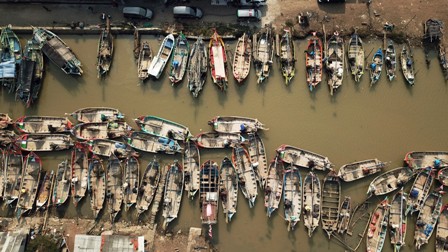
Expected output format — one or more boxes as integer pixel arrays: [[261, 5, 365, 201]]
[[3, 147, 23, 206], [96, 16, 114, 77], [136, 157, 160, 218], [305, 32, 323, 91], [0, 113, 12, 129], [321, 171, 341, 238], [183, 141, 200, 199], [169, 32, 189, 84], [415, 192, 443, 249], [88, 139, 134, 159], [187, 36, 207, 98], [347, 31, 365, 82], [53, 160, 70, 207], [125, 131, 182, 154], [437, 167, 448, 186], [303, 171, 321, 237], [337, 196, 351, 234], [219, 157, 238, 223], [367, 167, 416, 198], [71, 143, 89, 207], [32, 27, 83, 75], [106, 154, 123, 223], [0, 130, 16, 146], [16, 134, 73, 152], [134, 115, 191, 141], [199, 160, 219, 225], [36, 170, 53, 210], [232, 33, 252, 83], [137, 41, 152, 81], [389, 188, 407, 252], [400, 44, 415, 85], [439, 45, 448, 80], [283, 166, 302, 231], [123, 156, 139, 210], [232, 145, 258, 208], [326, 32, 344, 95], [208, 116, 268, 134], [71, 121, 131, 140], [14, 115, 73, 134], [162, 161, 184, 229], [436, 205, 448, 252], [133, 28, 140, 60], [246, 133, 268, 188], [16, 152, 41, 217], [369, 48, 383, 85], [337, 159, 386, 182], [385, 40, 397, 81], [265, 158, 283, 218], [406, 168, 434, 216], [209, 29, 228, 91], [195, 131, 241, 149], [148, 33, 175, 79], [16, 39, 44, 107], [404, 151, 448, 169], [88, 155, 105, 218], [366, 198, 390, 252], [0, 25, 21, 93], [276, 144, 332, 171], [280, 29, 295, 85], [253, 25, 274, 84], [68, 107, 124, 124]]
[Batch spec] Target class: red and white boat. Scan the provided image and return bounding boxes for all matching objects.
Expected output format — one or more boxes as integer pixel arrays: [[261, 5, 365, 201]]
[[209, 30, 228, 91], [305, 32, 323, 91]]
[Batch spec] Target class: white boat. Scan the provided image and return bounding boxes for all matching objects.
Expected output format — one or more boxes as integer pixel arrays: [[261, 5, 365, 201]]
[[148, 34, 175, 79]]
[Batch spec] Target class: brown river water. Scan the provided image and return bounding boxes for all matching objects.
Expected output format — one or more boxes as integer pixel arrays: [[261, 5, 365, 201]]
[[1, 35, 448, 252]]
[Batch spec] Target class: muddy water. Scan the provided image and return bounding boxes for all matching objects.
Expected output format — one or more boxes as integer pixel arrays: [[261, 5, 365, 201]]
[[1, 34, 448, 252]]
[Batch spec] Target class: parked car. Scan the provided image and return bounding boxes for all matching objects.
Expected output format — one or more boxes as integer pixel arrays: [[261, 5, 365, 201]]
[[173, 6, 203, 19], [237, 9, 262, 22], [123, 7, 153, 19]]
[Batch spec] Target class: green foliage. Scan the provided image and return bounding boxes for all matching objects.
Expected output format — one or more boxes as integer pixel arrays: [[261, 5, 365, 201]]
[[26, 235, 59, 252]]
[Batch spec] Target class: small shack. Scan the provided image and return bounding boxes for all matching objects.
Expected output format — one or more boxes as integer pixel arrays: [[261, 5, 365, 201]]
[[424, 19, 443, 42], [74, 234, 145, 252]]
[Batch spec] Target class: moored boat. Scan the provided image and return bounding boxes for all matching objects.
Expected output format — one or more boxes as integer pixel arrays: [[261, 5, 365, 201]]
[[134, 115, 190, 141], [0, 113, 13, 129], [437, 166, 448, 186], [16, 133, 73, 152], [385, 40, 397, 81], [68, 107, 124, 124], [183, 141, 200, 199], [187, 36, 207, 98], [209, 29, 228, 90], [123, 156, 139, 210], [232, 33, 252, 83], [169, 32, 189, 84], [253, 25, 274, 84], [0, 25, 21, 93], [16, 152, 42, 217], [3, 147, 23, 206], [53, 160, 70, 207], [136, 157, 160, 218], [71, 121, 131, 140], [232, 145, 258, 208], [199, 160, 219, 225], [303, 171, 321, 237], [246, 133, 268, 189], [389, 188, 407, 252], [326, 32, 344, 95], [337, 158, 386, 182], [436, 204, 448, 252], [321, 171, 341, 238], [367, 167, 416, 198], [401, 44, 415, 85], [195, 131, 241, 149], [148, 33, 175, 79], [106, 154, 124, 223], [88, 155, 105, 218], [208, 116, 268, 134], [337, 196, 351, 234], [1, 25, 21, 64], [276, 144, 332, 171], [71, 143, 89, 207], [415, 192, 443, 249], [404, 151, 448, 169], [369, 48, 383, 85], [219, 157, 238, 223], [137, 41, 152, 81], [347, 31, 364, 82], [96, 16, 114, 77], [406, 168, 434, 215], [265, 158, 283, 218], [366, 198, 390, 252], [88, 139, 134, 159], [162, 160, 184, 229], [36, 170, 54, 210], [14, 115, 73, 134], [280, 29, 295, 85], [305, 32, 323, 91], [283, 166, 302, 231], [0, 130, 16, 146], [125, 131, 182, 154]]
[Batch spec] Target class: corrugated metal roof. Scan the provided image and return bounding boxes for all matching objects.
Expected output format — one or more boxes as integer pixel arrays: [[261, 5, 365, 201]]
[[74, 235, 144, 252], [0, 230, 28, 252]]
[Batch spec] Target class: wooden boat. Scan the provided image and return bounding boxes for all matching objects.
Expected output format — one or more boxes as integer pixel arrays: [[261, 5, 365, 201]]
[[283, 166, 302, 231], [347, 32, 365, 82], [439, 45, 448, 80], [69, 107, 124, 124], [137, 41, 152, 80], [366, 198, 390, 252], [169, 32, 189, 84], [400, 44, 415, 85], [71, 143, 89, 207], [415, 192, 443, 249], [232, 145, 258, 208], [219, 157, 238, 223], [246, 133, 268, 189], [52, 160, 70, 207], [195, 131, 240, 149], [337, 159, 386, 182], [136, 157, 160, 218], [36, 170, 53, 210], [303, 171, 321, 237], [16, 152, 41, 217], [3, 147, 23, 205], [253, 26, 274, 84], [337, 196, 351, 234], [162, 161, 184, 229], [385, 40, 397, 81], [183, 141, 201, 199], [148, 33, 175, 79], [280, 29, 295, 85], [265, 158, 283, 218], [199, 160, 219, 225], [32, 27, 83, 75], [123, 156, 139, 210], [367, 167, 416, 198], [437, 166, 448, 186], [71, 121, 131, 140], [305, 32, 323, 91], [406, 168, 434, 215], [96, 16, 113, 77], [0, 25, 21, 93], [106, 154, 123, 223], [125, 131, 182, 154], [14, 116, 73, 134], [208, 116, 268, 134], [16, 39, 44, 107], [326, 32, 344, 95], [0, 130, 16, 146], [346, 201, 372, 251], [0, 149, 4, 199], [88, 139, 134, 159], [1, 25, 21, 64], [134, 115, 190, 141], [88, 155, 105, 218], [133, 28, 140, 60], [16, 134, 73, 152], [187, 36, 207, 98], [209, 30, 228, 91], [0, 113, 12, 129], [232, 33, 252, 83], [404, 151, 448, 169], [436, 204, 448, 252], [369, 48, 383, 85], [276, 144, 332, 171], [389, 188, 407, 252], [321, 171, 341, 238]]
